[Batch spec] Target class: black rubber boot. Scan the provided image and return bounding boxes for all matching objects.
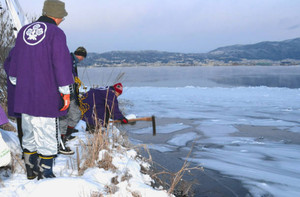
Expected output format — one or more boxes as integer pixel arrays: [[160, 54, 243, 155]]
[[66, 127, 73, 136], [38, 155, 56, 180], [23, 150, 39, 180], [63, 127, 77, 142]]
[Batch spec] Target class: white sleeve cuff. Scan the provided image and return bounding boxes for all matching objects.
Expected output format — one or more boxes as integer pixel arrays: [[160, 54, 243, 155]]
[[9, 76, 17, 85], [58, 85, 70, 95]]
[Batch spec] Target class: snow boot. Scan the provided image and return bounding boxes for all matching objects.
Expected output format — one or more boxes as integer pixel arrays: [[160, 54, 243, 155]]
[[59, 142, 74, 155], [63, 127, 77, 142], [38, 155, 56, 180], [23, 150, 39, 180]]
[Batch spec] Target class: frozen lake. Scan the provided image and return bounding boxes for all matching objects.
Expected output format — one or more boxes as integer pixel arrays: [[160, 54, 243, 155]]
[[79, 66, 300, 197]]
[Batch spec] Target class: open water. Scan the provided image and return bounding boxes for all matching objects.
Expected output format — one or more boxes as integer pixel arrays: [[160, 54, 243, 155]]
[[78, 65, 300, 88]]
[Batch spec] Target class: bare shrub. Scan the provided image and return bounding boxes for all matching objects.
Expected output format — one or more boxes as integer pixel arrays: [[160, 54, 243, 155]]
[[120, 170, 132, 182], [90, 191, 104, 197], [111, 176, 119, 185], [97, 151, 117, 171], [104, 184, 118, 194], [0, 176, 4, 187], [0, 6, 15, 110], [131, 190, 142, 197], [77, 126, 109, 175], [138, 144, 203, 196], [0, 122, 16, 132], [10, 153, 24, 174]]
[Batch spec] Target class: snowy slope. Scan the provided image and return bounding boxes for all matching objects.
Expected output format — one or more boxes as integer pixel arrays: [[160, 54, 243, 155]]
[[0, 120, 171, 197]]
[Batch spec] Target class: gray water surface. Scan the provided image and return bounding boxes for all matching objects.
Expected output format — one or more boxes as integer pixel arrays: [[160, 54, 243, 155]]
[[78, 65, 300, 88]]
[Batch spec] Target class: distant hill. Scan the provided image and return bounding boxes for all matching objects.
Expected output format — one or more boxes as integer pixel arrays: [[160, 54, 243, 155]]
[[80, 50, 206, 66], [208, 38, 300, 61], [80, 38, 300, 66]]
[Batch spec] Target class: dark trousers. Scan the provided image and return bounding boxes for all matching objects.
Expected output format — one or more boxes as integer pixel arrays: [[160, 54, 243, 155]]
[[17, 117, 23, 149]]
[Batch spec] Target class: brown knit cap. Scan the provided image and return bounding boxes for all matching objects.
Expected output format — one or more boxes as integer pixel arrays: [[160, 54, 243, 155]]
[[42, 0, 68, 19]]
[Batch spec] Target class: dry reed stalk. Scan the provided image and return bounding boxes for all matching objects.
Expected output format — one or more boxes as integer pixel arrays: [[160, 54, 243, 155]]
[[144, 144, 202, 196], [141, 144, 153, 163], [104, 184, 119, 194], [11, 154, 25, 173], [0, 177, 4, 187], [167, 145, 203, 195], [76, 147, 80, 173], [168, 162, 188, 194], [0, 122, 16, 132], [131, 144, 153, 164], [90, 191, 104, 197], [131, 190, 142, 197], [97, 151, 117, 171], [78, 121, 116, 175]]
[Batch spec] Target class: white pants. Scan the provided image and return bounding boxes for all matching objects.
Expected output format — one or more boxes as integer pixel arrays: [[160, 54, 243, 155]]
[[22, 114, 59, 156]]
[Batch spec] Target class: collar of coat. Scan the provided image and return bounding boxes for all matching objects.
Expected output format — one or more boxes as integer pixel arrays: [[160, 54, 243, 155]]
[[37, 16, 57, 25], [71, 53, 79, 65]]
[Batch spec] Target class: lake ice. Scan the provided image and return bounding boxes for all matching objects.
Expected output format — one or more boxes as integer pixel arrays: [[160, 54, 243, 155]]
[[79, 66, 300, 197]]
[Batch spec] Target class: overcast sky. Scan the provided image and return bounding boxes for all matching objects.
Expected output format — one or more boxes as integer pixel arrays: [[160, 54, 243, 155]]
[[10, 0, 300, 53]]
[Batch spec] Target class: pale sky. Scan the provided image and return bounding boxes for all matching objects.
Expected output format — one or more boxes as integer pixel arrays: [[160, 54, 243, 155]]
[[9, 0, 300, 53]]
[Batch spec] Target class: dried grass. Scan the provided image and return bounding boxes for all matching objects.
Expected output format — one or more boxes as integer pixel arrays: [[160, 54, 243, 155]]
[[0, 122, 16, 132], [104, 184, 119, 194], [97, 151, 117, 171], [0, 153, 24, 188], [10, 153, 24, 174], [0, 177, 4, 187], [131, 190, 142, 197], [77, 119, 130, 176], [77, 125, 110, 175], [143, 144, 203, 196], [90, 191, 104, 197]]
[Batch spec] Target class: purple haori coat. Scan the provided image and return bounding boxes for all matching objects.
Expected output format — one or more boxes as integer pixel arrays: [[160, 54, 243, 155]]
[[4, 48, 20, 118], [81, 87, 125, 126], [0, 106, 8, 126], [8, 18, 74, 117]]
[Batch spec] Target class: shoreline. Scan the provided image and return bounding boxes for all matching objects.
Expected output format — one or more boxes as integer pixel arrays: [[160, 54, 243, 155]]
[[147, 149, 251, 197], [127, 117, 300, 196]]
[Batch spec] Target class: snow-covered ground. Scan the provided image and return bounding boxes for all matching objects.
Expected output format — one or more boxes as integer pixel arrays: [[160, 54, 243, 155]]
[[0, 120, 171, 197]]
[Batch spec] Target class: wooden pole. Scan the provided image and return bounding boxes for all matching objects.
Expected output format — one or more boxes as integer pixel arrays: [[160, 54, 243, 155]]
[[151, 115, 156, 136], [109, 116, 156, 136]]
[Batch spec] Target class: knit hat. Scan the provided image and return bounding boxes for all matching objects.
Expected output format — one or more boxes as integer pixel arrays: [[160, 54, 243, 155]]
[[42, 0, 68, 19], [113, 83, 123, 95], [74, 47, 87, 58]]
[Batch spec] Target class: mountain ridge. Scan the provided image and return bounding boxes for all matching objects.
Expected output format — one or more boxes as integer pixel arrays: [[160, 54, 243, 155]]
[[81, 37, 300, 66]]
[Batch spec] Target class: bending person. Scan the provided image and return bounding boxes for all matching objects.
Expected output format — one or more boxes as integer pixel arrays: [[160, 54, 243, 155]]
[[81, 83, 128, 130]]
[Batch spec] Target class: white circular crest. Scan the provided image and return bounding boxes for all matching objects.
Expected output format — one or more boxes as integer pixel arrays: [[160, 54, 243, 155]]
[[23, 22, 47, 46]]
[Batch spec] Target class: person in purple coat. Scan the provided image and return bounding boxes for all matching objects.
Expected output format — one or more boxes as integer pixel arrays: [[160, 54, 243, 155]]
[[0, 106, 8, 126], [8, 0, 73, 180], [81, 83, 128, 130]]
